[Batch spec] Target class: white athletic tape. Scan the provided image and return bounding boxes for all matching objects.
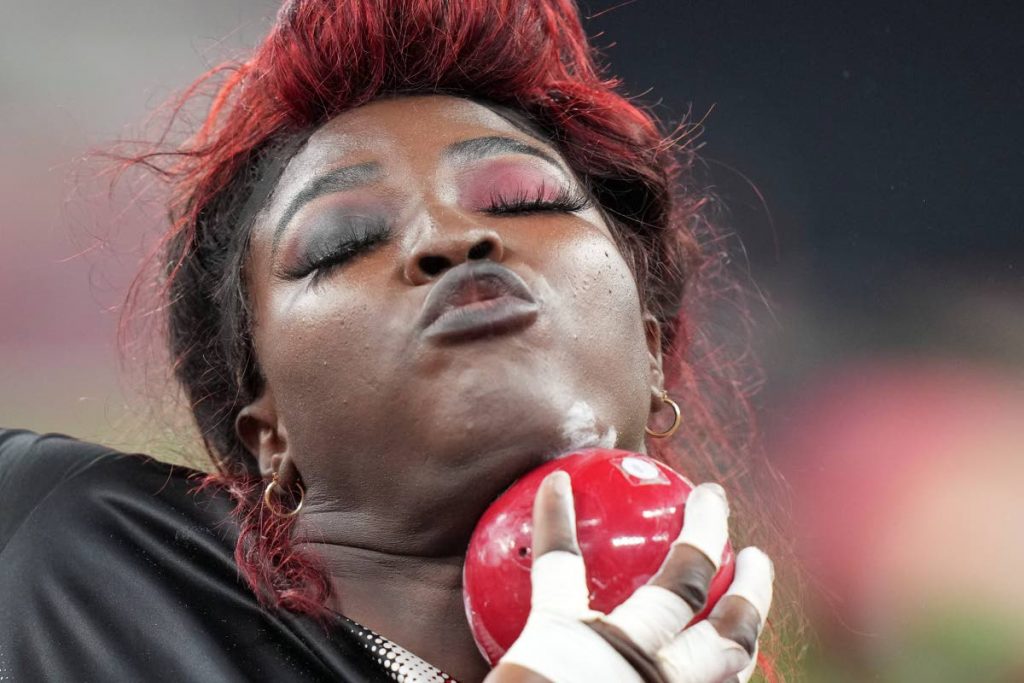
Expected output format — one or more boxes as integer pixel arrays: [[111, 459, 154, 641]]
[[735, 644, 759, 683], [675, 483, 730, 571], [601, 584, 695, 654], [530, 550, 597, 618], [721, 547, 774, 624], [497, 482, 770, 683], [501, 612, 645, 683], [657, 621, 752, 683]]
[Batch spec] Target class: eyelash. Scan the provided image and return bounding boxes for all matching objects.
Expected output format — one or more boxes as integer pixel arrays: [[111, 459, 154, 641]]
[[484, 181, 592, 216], [286, 218, 392, 285], [291, 183, 592, 284]]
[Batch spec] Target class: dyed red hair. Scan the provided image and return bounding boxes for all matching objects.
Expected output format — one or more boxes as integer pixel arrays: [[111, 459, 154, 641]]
[[122, 0, 795, 678]]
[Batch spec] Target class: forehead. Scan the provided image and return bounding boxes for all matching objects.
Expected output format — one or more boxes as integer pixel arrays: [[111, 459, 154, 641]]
[[276, 94, 553, 186]]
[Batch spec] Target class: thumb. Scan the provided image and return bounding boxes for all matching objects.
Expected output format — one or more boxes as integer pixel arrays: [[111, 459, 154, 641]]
[[529, 471, 591, 617]]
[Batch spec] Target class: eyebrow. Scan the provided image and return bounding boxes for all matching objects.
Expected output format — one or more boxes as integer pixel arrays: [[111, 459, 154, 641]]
[[440, 135, 563, 169], [273, 161, 382, 252], [272, 135, 563, 250]]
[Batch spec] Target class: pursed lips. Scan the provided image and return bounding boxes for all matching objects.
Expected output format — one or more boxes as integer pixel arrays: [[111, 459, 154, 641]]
[[417, 261, 539, 342]]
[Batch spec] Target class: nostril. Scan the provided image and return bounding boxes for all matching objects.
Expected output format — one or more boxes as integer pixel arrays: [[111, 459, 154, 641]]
[[467, 240, 493, 260], [418, 255, 450, 277]]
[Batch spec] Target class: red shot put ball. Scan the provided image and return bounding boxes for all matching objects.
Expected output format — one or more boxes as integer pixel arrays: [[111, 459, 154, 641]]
[[463, 448, 736, 666]]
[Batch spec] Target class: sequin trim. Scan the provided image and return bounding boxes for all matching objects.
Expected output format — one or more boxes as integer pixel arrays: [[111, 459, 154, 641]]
[[345, 619, 459, 683]]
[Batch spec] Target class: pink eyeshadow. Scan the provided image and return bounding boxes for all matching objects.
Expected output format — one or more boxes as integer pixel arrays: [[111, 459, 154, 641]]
[[459, 160, 563, 209]]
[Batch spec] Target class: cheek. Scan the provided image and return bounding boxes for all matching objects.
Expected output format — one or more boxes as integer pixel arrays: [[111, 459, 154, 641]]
[[544, 231, 650, 383], [254, 282, 412, 439], [553, 233, 643, 325]]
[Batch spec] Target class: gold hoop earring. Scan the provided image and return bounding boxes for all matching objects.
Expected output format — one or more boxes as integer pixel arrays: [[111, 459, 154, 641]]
[[645, 390, 682, 439], [263, 473, 304, 518]]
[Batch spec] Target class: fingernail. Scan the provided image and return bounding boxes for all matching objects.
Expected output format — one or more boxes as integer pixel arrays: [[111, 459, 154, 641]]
[[550, 471, 571, 496]]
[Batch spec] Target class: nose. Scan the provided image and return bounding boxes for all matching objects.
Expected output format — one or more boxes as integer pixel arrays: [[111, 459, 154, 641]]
[[403, 225, 506, 285]]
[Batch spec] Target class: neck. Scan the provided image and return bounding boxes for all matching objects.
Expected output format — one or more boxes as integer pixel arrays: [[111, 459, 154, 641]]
[[300, 539, 491, 683]]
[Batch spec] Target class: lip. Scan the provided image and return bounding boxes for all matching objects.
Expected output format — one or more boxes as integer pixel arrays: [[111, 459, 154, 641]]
[[418, 261, 539, 342]]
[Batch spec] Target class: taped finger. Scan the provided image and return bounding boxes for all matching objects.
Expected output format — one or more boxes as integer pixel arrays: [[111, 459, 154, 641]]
[[530, 550, 595, 618], [529, 472, 593, 618], [601, 584, 696, 654], [721, 547, 774, 625], [648, 543, 717, 618], [675, 483, 730, 571], [734, 644, 758, 683], [706, 594, 761, 662], [501, 613, 647, 683], [656, 621, 752, 683]]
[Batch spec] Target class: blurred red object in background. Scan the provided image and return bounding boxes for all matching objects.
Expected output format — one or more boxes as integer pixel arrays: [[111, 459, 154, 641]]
[[774, 361, 1024, 673]]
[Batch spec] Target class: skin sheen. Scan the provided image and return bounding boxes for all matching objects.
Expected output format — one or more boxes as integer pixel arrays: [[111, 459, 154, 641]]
[[236, 95, 668, 681]]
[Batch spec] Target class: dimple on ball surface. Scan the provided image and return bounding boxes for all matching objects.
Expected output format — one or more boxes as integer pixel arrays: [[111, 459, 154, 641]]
[[463, 448, 735, 665]]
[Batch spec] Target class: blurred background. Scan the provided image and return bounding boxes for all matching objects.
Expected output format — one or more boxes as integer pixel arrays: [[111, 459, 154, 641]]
[[2, 0, 1021, 680]]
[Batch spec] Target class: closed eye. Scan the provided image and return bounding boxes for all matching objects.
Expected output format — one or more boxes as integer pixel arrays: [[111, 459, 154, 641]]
[[283, 216, 392, 285], [484, 181, 592, 215]]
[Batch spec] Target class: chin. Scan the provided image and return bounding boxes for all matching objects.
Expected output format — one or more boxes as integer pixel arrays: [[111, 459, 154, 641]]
[[399, 386, 634, 550], [400, 424, 569, 554], [558, 399, 620, 451]]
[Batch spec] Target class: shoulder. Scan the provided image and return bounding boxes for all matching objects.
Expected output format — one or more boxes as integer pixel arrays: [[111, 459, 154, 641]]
[[0, 430, 238, 607], [0, 428, 217, 550], [0, 430, 244, 679], [0, 429, 380, 681]]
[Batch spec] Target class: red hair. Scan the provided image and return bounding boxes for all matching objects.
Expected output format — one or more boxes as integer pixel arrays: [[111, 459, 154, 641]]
[[122, 0, 795, 677]]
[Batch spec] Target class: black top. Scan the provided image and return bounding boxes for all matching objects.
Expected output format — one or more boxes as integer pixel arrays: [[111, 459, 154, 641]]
[[0, 429, 457, 682]]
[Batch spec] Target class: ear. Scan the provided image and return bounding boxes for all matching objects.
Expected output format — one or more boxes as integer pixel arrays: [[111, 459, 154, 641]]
[[235, 387, 292, 482], [642, 311, 666, 413]]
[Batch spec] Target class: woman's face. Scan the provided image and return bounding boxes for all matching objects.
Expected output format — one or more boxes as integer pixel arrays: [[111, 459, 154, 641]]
[[241, 95, 664, 553]]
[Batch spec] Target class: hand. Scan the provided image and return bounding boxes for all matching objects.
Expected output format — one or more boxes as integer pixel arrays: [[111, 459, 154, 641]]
[[484, 471, 774, 683]]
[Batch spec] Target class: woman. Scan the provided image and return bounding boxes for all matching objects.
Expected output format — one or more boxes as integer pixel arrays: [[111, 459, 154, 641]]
[[0, 0, 780, 681]]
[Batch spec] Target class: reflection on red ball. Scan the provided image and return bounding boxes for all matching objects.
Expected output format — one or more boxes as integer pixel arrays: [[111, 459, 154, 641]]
[[463, 448, 736, 666]]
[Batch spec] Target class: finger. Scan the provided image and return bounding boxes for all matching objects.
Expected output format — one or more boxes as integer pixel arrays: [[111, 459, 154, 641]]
[[652, 483, 730, 607], [705, 547, 776, 662], [710, 644, 760, 683], [532, 471, 580, 557], [733, 644, 758, 683], [600, 483, 729, 655], [655, 621, 751, 683], [705, 596, 761, 661], [602, 584, 697, 656], [720, 547, 774, 628], [656, 547, 774, 683], [529, 471, 591, 617], [707, 546, 775, 681], [673, 483, 730, 573]]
